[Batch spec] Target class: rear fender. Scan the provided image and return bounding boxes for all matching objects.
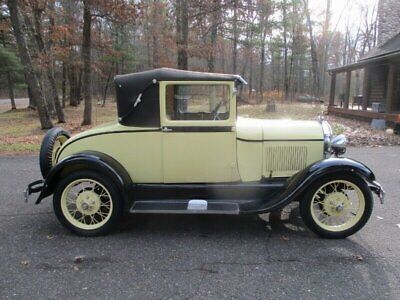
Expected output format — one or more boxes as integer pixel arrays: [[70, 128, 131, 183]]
[[36, 151, 132, 205]]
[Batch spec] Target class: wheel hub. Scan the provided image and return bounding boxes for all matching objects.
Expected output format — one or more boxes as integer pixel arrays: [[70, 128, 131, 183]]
[[76, 190, 101, 215], [323, 192, 349, 217]]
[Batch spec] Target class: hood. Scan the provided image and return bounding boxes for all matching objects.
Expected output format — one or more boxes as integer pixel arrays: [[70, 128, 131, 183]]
[[236, 117, 324, 141]]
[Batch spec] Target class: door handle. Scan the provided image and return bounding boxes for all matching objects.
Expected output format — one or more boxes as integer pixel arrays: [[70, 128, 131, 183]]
[[162, 127, 173, 132]]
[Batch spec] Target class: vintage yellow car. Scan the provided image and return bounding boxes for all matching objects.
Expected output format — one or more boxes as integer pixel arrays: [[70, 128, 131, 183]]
[[26, 68, 385, 238]]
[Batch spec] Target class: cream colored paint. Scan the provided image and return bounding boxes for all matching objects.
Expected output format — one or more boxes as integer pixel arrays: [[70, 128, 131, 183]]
[[236, 117, 324, 179], [56, 81, 326, 183], [159, 81, 239, 183], [237, 117, 323, 140], [237, 141, 263, 181], [58, 129, 164, 183], [163, 132, 240, 183]]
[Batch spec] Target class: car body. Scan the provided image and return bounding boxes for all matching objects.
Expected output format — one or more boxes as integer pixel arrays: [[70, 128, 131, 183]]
[[26, 68, 385, 238]]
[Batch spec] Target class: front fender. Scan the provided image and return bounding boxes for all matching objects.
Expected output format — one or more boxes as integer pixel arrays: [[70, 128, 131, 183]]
[[35, 151, 132, 204], [241, 157, 377, 214]]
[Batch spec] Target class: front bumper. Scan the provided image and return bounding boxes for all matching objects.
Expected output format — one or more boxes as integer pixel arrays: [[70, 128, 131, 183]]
[[369, 180, 386, 204], [24, 179, 45, 203]]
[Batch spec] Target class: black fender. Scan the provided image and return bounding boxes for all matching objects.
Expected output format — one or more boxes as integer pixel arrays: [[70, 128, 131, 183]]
[[240, 157, 376, 214], [35, 151, 132, 205]]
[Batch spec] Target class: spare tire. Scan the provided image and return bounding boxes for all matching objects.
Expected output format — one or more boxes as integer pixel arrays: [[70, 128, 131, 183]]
[[40, 127, 70, 178]]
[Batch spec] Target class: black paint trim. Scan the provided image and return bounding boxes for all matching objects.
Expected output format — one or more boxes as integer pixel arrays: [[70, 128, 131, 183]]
[[132, 181, 286, 201], [165, 126, 233, 132], [236, 138, 324, 143], [36, 151, 132, 204]]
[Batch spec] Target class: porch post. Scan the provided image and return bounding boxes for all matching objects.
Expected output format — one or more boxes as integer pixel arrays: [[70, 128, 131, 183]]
[[362, 67, 370, 110], [329, 73, 336, 107], [386, 63, 395, 113], [344, 70, 351, 109]]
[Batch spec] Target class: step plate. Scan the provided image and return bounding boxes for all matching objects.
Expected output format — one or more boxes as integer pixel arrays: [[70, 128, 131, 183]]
[[130, 200, 240, 215]]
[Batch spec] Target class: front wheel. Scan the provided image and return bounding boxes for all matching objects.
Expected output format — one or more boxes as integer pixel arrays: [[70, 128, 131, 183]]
[[300, 174, 373, 239], [53, 171, 123, 236]]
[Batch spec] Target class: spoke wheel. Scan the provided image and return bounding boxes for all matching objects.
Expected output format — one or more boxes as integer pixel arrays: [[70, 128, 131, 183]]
[[300, 174, 373, 239], [51, 135, 68, 166], [61, 179, 113, 230], [54, 171, 123, 236], [310, 180, 365, 232]]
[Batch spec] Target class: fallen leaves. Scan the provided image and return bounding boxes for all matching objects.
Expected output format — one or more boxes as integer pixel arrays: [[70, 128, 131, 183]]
[[73, 256, 84, 264], [327, 115, 400, 147], [280, 235, 289, 241], [354, 255, 364, 261], [20, 260, 29, 266]]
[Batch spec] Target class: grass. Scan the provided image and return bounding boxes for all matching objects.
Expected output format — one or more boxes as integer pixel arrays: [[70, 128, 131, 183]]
[[0, 102, 117, 156]]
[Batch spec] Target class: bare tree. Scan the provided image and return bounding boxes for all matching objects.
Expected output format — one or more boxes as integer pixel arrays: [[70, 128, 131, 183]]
[[176, 0, 189, 70], [208, 0, 221, 72], [81, 0, 92, 125], [7, 0, 53, 129], [30, 0, 65, 123], [282, 0, 289, 100], [303, 0, 320, 97]]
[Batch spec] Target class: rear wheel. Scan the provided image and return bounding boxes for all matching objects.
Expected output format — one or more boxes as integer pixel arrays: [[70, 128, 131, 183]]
[[53, 171, 123, 236], [300, 174, 373, 239]]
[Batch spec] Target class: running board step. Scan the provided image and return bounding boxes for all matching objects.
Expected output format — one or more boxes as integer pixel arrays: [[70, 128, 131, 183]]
[[130, 199, 241, 215]]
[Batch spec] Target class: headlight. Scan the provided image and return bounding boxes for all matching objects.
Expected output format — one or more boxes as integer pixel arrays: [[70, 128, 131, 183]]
[[331, 135, 347, 156]]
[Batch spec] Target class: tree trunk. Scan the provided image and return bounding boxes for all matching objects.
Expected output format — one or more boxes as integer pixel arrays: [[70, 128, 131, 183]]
[[151, 0, 159, 68], [320, 0, 331, 96], [81, 0, 92, 125], [259, 32, 267, 102], [7, 0, 52, 129], [283, 0, 289, 100], [208, 0, 220, 72], [232, 0, 238, 74], [68, 64, 79, 106], [77, 68, 83, 104], [62, 61, 66, 108], [6, 71, 16, 109], [102, 65, 113, 107], [31, 3, 65, 122], [304, 0, 320, 97], [176, 0, 188, 70]]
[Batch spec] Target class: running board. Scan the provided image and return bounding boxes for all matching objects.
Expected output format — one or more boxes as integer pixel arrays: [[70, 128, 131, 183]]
[[130, 199, 243, 215]]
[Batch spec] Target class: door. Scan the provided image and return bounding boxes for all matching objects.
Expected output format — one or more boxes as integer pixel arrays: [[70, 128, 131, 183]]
[[159, 81, 240, 183]]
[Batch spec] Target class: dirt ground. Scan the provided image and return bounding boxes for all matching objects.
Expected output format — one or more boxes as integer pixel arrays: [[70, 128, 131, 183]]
[[0, 100, 399, 156]]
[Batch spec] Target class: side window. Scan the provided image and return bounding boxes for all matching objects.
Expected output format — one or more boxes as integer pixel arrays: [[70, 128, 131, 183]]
[[165, 84, 230, 121]]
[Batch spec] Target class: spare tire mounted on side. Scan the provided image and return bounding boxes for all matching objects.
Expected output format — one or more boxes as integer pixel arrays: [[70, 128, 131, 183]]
[[40, 127, 70, 178]]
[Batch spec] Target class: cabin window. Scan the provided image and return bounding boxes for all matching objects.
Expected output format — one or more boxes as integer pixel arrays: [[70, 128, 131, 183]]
[[165, 84, 230, 121]]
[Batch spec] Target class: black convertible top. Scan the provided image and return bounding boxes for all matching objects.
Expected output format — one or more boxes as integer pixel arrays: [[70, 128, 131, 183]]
[[114, 68, 247, 127]]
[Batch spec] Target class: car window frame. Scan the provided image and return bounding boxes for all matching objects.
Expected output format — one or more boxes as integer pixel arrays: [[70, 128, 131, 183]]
[[159, 81, 236, 128]]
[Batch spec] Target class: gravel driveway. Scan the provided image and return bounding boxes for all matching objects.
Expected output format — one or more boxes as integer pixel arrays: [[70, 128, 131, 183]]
[[0, 147, 399, 299]]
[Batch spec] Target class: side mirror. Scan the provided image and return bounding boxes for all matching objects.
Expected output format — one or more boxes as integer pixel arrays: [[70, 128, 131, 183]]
[[331, 135, 347, 156]]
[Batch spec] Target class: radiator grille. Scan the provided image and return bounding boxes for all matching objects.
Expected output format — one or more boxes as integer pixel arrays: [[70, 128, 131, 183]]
[[264, 145, 308, 173]]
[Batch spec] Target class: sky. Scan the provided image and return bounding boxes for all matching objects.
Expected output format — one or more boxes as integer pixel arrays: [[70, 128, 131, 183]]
[[308, 0, 379, 33]]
